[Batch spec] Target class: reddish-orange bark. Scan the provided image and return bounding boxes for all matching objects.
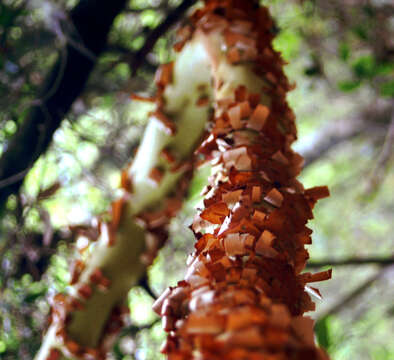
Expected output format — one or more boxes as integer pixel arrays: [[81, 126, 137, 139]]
[[153, 1, 331, 359]]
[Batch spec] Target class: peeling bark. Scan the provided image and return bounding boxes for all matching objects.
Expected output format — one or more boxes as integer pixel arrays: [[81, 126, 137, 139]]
[[153, 1, 331, 359], [35, 17, 215, 359], [35, 1, 332, 359]]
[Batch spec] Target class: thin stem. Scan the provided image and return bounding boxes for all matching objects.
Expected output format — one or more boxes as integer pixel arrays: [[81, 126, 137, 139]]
[[306, 256, 394, 269]]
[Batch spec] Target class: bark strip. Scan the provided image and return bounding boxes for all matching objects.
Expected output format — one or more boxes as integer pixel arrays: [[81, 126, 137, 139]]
[[153, 1, 331, 359]]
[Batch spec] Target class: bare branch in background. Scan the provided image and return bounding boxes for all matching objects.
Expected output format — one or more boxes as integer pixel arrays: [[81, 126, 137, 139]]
[[138, 273, 158, 300], [106, 0, 197, 75], [317, 265, 393, 320], [4, 229, 75, 282], [307, 256, 394, 269], [0, 0, 199, 214], [302, 102, 393, 168], [0, 0, 129, 212], [128, 0, 198, 75], [366, 113, 394, 193]]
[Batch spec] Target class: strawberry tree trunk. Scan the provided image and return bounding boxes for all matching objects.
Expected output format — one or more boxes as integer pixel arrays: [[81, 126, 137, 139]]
[[153, 1, 331, 359], [35, 18, 217, 360]]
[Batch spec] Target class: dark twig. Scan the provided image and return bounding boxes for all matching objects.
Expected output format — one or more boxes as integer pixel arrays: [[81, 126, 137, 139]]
[[138, 273, 158, 300], [302, 102, 392, 168], [366, 113, 394, 193], [120, 318, 161, 337], [306, 256, 394, 269], [317, 265, 392, 320], [0, 0, 129, 213], [302, 127, 363, 168], [129, 0, 198, 75], [8, 229, 74, 281]]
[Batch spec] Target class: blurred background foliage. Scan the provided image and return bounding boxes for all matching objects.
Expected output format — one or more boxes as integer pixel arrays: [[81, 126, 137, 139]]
[[0, 0, 393, 359]]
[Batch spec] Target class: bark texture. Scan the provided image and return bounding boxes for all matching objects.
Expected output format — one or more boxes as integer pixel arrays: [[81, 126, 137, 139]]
[[35, 9, 215, 358], [35, 1, 332, 359], [153, 1, 331, 359]]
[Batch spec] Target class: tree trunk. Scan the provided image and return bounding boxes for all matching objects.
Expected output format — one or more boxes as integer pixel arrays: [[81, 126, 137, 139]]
[[35, 16, 215, 360], [153, 1, 331, 359]]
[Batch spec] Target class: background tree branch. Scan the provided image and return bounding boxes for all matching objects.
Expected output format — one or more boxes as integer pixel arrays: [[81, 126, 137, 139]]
[[0, 0, 130, 212], [128, 0, 198, 75], [0, 0, 200, 214], [317, 265, 392, 321], [306, 256, 394, 269]]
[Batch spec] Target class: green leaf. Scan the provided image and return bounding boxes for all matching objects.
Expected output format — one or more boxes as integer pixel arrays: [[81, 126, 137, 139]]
[[24, 289, 47, 303], [0, 340, 6, 354], [352, 55, 377, 78], [339, 42, 350, 62], [338, 79, 361, 92], [131, 35, 145, 50], [375, 61, 394, 75], [273, 29, 301, 61], [141, 9, 161, 28], [315, 316, 331, 350], [380, 81, 394, 98], [352, 24, 368, 40], [371, 346, 393, 360]]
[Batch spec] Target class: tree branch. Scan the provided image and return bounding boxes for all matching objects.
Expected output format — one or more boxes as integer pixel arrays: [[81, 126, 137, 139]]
[[0, 0, 198, 213], [302, 127, 362, 168], [138, 273, 158, 300], [0, 0, 129, 212], [302, 102, 392, 168], [129, 0, 198, 75], [366, 113, 394, 193], [306, 256, 394, 269], [317, 265, 392, 320]]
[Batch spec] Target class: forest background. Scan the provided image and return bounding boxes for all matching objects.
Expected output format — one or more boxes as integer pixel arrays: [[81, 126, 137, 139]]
[[0, 0, 393, 359]]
